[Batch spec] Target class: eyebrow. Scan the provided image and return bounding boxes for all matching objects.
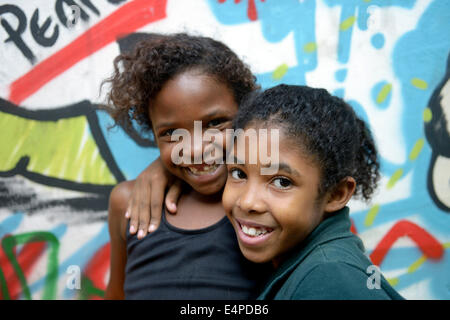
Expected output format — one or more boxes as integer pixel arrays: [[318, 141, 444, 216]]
[[154, 108, 232, 132], [264, 162, 302, 177], [154, 122, 175, 132], [230, 156, 302, 177]]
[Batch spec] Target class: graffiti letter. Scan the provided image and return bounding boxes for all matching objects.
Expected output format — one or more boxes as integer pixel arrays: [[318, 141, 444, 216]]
[[30, 9, 59, 47], [0, 5, 36, 64], [366, 265, 381, 290], [79, 0, 100, 16], [66, 265, 81, 290], [55, 0, 89, 28]]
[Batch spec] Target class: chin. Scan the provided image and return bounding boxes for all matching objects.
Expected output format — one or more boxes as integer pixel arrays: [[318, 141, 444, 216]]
[[191, 178, 227, 195], [239, 246, 272, 264]]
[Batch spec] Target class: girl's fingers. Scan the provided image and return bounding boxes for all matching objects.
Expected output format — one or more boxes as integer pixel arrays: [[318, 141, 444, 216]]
[[128, 176, 151, 238], [147, 179, 165, 233], [165, 180, 182, 214]]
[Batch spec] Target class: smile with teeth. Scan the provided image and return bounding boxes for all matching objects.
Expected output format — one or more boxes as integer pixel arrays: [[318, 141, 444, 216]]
[[186, 164, 220, 175], [239, 222, 272, 237]]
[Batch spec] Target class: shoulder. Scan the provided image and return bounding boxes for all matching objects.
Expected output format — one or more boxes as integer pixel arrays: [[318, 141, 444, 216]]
[[108, 180, 136, 240], [286, 262, 394, 300], [109, 180, 136, 213]]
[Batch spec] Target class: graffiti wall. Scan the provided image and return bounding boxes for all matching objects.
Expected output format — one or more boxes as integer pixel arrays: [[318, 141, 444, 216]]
[[0, 0, 448, 300]]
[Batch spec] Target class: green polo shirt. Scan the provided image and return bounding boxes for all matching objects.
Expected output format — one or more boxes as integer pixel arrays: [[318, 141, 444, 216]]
[[257, 207, 404, 300]]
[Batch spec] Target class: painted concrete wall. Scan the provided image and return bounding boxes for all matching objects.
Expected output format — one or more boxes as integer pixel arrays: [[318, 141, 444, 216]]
[[0, 0, 448, 299]]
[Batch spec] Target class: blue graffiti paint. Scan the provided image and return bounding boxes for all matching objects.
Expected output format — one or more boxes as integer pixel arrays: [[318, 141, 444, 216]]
[[371, 33, 385, 49], [0, 213, 24, 239], [95, 110, 159, 180], [60, 223, 109, 299], [208, 0, 317, 85], [323, 0, 416, 64], [11, 223, 67, 300], [335, 68, 348, 83], [332, 88, 345, 99], [25, 223, 109, 299], [346, 99, 369, 126]]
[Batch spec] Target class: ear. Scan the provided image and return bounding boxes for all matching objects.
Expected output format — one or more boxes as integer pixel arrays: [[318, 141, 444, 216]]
[[324, 177, 356, 213]]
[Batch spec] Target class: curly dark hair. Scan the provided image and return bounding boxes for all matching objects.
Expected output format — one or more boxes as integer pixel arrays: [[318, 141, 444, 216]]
[[102, 33, 258, 132], [233, 84, 380, 202]]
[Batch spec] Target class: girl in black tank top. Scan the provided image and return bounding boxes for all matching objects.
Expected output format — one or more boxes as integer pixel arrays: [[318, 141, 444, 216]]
[[104, 33, 270, 300], [124, 208, 270, 299]]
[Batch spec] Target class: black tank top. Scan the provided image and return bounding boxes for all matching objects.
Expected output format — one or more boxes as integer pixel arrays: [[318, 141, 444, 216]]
[[124, 209, 270, 300]]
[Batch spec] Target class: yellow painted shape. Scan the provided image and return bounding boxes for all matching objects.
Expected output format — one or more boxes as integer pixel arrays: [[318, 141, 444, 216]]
[[387, 277, 399, 287], [423, 108, 432, 122], [376, 83, 392, 104], [303, 42, 317, 53], [407, 255, 427, 274], [408, 138, 425, 161], [364, 204, 380, 227], [411, 78, 428, 90], [0, 111, 117, 185], [272, 63, 289, 80], [387, 168, 403, 189], [340, 16, 356, 31]]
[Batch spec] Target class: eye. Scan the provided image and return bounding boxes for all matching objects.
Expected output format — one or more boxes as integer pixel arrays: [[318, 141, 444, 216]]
[[229, 168, 247, 180], [160, 128, 175, 137], [207, 118, 228, 128], [272, 177, 292, 189]]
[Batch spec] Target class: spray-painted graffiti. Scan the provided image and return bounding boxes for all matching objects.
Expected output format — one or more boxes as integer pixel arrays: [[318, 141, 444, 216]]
[[425, 53, 450, 213], [0, 0, 449, 299]]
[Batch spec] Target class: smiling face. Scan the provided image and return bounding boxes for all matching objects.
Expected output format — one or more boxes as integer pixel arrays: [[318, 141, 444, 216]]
[[222, 124, 328, 265], [149, 69, 238, 195]]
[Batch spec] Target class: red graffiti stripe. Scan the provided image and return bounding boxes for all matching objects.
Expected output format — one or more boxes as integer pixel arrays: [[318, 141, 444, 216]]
[[83, 242, 110, 299], [370, 220, 444, 266], [247, 0, 257, 21], [8, 0, 167, 105], [218, 0, 264, 21], [350, 218, 357, 235], [0, 235, 47, 300]]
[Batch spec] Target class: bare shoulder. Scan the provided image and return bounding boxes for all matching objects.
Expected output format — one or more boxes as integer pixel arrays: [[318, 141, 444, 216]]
[[108, 180, 136, 240], [109, 180, 136, 213]]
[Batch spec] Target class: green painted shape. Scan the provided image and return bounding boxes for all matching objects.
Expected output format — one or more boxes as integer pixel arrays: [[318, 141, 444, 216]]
[[423, 108, 432, 122], [387, 168, 404, 189], [411, 77, 428, 89], [340, 16, 356, 31], [2, 232, 60, 300], [0, 267, 10, 300], [409, 138, 425, 161], [376, 83, 392, 104], [0, 111, 117, 185], [79, 277, 105, 300], [272, 64, 289, 81], [303, 42, 317, 53]]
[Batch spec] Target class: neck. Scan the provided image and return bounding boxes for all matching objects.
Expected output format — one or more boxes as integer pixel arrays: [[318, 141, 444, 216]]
[[187, 187, 223, 204]]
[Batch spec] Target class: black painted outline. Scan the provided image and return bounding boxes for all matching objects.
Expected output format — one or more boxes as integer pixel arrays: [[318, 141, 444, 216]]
[[424, 51, 450, 212]]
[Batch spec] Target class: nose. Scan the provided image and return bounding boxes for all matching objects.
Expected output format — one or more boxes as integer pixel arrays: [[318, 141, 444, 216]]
[[190, 134, 204, 164], [237, 182, 267, 214]]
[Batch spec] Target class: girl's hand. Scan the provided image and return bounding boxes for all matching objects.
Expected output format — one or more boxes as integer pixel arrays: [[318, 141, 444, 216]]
[[126, 157, 182, 239]]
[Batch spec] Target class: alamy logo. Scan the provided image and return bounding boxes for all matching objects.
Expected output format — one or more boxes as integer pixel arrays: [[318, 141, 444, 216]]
[[170, 121, 280, 175], [66, 265, 81, 290], [366, 265, 381, 290]]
